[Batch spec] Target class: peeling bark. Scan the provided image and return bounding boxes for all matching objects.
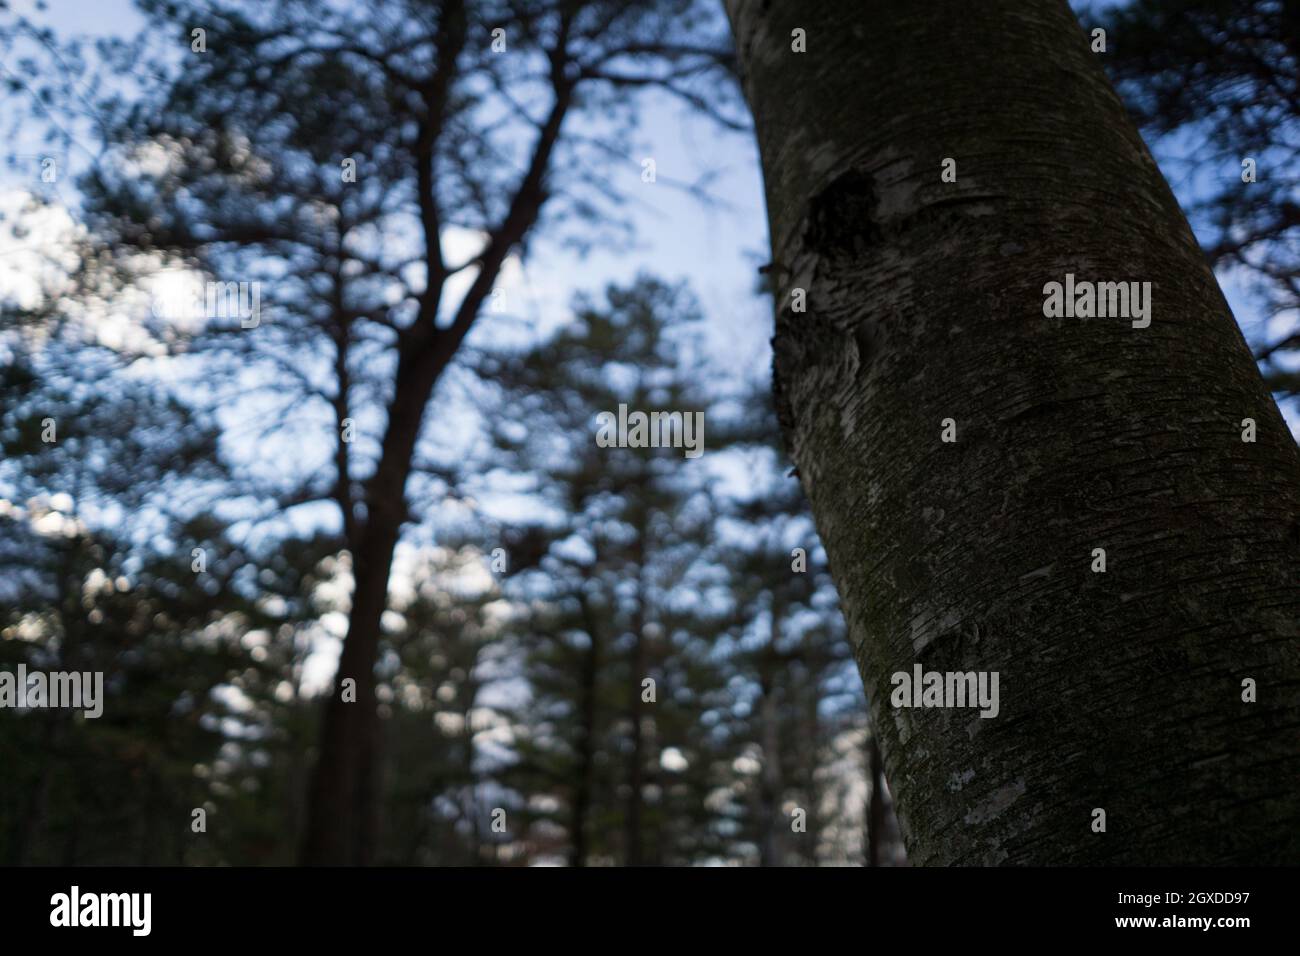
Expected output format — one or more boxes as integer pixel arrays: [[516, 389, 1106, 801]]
[[726, 0, 1300, 864]]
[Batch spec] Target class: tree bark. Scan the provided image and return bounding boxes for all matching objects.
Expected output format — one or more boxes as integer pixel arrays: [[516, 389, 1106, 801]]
[[726, 0, 1300, 864]]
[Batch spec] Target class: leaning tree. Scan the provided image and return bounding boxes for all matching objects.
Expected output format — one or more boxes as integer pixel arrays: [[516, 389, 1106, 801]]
[[726, 0, 1300, 864]]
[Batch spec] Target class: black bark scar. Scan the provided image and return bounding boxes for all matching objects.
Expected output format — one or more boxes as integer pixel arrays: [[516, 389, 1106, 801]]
[[804, 167, 883, 257]]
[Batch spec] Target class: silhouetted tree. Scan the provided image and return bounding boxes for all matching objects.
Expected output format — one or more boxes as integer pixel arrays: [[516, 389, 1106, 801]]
[[75, 0, 738, 864]]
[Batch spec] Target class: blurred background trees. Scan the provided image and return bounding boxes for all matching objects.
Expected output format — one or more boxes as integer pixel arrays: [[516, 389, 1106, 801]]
[[1, 224, 904, 863], [4, 0, 1292, 867], [63, 0, 746, 865], [1091, 0, 1300, 405]]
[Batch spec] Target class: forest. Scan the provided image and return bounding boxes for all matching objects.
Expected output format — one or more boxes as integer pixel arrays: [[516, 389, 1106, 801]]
[[0, 0, 1296, 870]]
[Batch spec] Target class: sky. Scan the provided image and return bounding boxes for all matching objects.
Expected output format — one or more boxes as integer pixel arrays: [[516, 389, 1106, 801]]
[[1, 0, 774, 373]]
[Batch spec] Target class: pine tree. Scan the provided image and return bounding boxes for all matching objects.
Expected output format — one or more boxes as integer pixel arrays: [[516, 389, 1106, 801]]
[[477, 278, 732, 864], [72, 0, 737, 864], [1091, 0, 1300, 403]]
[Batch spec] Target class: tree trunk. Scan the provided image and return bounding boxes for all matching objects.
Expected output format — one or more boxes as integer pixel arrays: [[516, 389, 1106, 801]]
[[296, 12, 572, 860], [299, 338, 456, 865], [757, 666, 785, 866], [625, 528, 648, 866], [867, 734, 886, 867], [757, 603, 786, 866], [571, 592, 602, 868], [726, 0, 1300, 864], [297, 553, 386, 866]]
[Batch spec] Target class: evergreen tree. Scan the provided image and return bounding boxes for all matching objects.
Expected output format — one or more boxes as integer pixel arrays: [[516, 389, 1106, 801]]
[[477, 277, 731, 865], [1091, 0, 1300, 404], [69, 0, 738, 863]]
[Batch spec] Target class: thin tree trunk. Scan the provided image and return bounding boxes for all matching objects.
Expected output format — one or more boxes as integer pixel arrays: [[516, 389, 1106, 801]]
[[299, 338, 459, 866], [571, 592, 602, 868], [757, 666, 784, 866], [461, 680, 479, 865], [867, 733, 886, 867], [727, 0, 1300, 864], [625, 527, 648, 866], [758, 602, 786, 866], [569, 643, 599, 867]]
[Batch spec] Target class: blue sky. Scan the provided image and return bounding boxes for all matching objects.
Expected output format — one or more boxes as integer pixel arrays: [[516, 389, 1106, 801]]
[[2, 0, 774, 375]]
